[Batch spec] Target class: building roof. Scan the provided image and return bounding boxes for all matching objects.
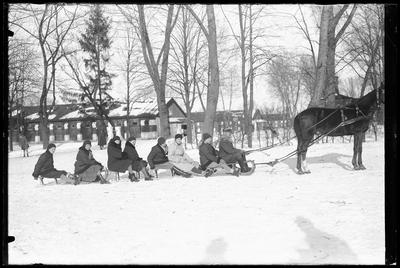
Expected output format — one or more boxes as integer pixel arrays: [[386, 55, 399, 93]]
[[11, 97, 185, 123], [253, 109, 289, 121]]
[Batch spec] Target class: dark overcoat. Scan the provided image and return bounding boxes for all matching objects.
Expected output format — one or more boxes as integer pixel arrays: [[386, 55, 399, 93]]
[[32, 150, 67, 178], [218, 136, 242, 160], [107, 137, 132, 172], [123, 141, 147, 171], [98, 128, 108, 147], [199, 142, 220, 169], [147, 144, 168, 169], [19, 135, 29, 150], [74, 146, 103, 174]]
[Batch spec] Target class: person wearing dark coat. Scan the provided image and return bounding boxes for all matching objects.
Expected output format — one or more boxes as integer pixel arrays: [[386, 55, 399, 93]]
[[123, 136, 153, 180], [199, 133, 239, 177], [107, 136, 139, 182], [74, 140, 109, 184], [32, 143, 78, 184], [98, 122, 108, 150], [218, 128, 250, 173], [147, 137, 174, 170], [19, 133, 29, 157]]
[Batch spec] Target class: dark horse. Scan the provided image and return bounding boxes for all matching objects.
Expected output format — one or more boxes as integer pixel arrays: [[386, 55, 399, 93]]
[[293, 84, 384, 174]]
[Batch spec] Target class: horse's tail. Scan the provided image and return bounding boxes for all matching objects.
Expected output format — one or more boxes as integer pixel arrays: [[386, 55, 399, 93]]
[[293, 114, 302, 142]]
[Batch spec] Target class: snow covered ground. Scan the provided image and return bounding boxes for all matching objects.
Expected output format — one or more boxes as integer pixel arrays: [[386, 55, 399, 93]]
[[8, 134, 385, 264]]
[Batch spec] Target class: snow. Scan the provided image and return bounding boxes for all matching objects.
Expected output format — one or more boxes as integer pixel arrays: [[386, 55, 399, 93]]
[[8, 134, 385, 264]]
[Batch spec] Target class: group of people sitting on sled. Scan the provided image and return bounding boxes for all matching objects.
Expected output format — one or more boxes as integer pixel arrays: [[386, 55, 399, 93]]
[[32, 128, 254, 185]]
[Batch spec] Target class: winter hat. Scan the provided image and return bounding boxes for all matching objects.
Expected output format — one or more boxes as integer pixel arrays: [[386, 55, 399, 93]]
[[175, 134, 183, 140], [83, 140, 92, 147], [47, 143, 56, 150], [127, 136, 136, 142], [157, 137, 166, 145], [202, 133, 212, 141]]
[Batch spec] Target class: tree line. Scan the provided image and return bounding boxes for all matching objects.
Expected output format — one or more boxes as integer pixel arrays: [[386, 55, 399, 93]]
[[9, 4, 384, 149]]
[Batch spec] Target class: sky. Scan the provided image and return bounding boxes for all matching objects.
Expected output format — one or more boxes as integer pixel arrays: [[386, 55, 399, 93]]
[[9, 4, 367, 113]]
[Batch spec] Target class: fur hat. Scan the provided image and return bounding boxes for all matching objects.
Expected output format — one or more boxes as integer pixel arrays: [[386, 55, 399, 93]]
[[175, 134, 183, 140], [202, 133, 212, 141], [157, 137, 166, 145]]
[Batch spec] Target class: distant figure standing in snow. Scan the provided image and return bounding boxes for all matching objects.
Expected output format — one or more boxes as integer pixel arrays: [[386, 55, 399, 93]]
[[107, 136, 140, 182], [199, 133, 239, 177], [98, 123, 107, 150], [219, 128, 250, 173], [168, 134, 205, 176], [123, 136, 153, 181], [32, 143, 79, 184], [147, 137, 192, 178], [74, 140, 109, 184], [19, 133, 29, 157]]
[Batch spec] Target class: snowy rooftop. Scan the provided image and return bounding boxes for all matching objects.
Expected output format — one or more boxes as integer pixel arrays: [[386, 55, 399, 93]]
[[11, 98, 180, 122]]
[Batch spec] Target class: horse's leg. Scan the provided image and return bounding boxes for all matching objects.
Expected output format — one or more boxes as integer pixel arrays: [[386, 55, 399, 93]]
[[358, 133, 366, 170], [352, 134, 360, 170], [302, 137, 312, 174], [296, 139, 304, 174]]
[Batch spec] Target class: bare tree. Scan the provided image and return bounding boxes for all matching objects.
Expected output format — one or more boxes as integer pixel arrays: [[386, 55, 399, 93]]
[[221, 5, 274, 147], [186, 5, 220, 136], [310, 4, 357, 107], [8, 38, 41, 150], [268, 54, 304, 139], [115, 23, 151, 138], [10, 4, 80, 148], [340, 4, 384, 96], [168, 6, 207, 143]]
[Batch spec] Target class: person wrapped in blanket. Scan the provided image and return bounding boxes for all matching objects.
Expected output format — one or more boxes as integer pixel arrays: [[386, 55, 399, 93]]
[[198, 133, 240, 177], [32, 143, 79, 184], [168, 134, 208, 176], [147, 137, 192, 178], [74, 140, 109, 184], [107, 136, 143, 182]]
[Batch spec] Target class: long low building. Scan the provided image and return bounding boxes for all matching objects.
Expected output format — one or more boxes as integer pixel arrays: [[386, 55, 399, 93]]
[[10, 98, 186, 143]]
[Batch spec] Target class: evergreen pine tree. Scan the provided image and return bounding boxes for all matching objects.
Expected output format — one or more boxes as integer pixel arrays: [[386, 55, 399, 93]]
[[78, 4, 115, 129]]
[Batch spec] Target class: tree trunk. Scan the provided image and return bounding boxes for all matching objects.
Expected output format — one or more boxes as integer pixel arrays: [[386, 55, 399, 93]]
[[309, 6, 331, 107], [325, 7, 337, 107], [203, 5, 219, 136], [186, 110, 193, 144], [248, 5, 254, 148], [156, 86, 170, 138], [40, 116, 50, 148]]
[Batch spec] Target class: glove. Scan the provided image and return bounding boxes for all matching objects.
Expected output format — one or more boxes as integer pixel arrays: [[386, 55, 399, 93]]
[[216, 157, 221, 164], [33, 176, 38, 180], [150, 165, 155, 170]]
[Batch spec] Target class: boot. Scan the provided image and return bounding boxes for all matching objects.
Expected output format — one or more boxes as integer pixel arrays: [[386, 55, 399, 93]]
[[238, 159, 250, 173], [72, 174, 80, 185], [232, 166, 240, 177], [128, 172, 140, 182], [142, 167, 153, 181]]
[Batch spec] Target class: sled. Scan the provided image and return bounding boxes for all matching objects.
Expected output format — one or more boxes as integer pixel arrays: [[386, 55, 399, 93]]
[[239, 160, 256, 176]]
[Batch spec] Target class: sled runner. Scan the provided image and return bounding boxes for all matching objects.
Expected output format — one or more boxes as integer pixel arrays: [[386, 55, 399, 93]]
[[227, 160, 256, 176], [239, 160, 256, 176], [172, 166, 192, 178]]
